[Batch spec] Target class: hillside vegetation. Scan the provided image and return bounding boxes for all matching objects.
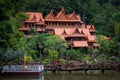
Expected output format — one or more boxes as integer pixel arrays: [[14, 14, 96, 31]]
[[0, 0, 120, 65]]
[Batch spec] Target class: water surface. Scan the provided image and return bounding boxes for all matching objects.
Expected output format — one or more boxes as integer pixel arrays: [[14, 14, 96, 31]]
[[1, 71, 120, 80]]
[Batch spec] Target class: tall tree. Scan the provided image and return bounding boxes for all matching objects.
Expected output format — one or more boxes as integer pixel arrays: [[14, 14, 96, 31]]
[[44, 35, 67, 59]]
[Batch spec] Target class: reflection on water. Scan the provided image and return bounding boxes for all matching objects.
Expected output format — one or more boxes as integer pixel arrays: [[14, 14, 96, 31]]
[[0, 76, 44, 80], [45, 71, 120, 80], [0, 71, 120, 80]]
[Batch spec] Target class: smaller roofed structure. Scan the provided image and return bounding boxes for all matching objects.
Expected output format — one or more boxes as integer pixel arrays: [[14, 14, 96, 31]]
[[103, 36, 111, 40], [87, 25, 96, 32], [25, 12, 45, 25], [72, 41, 88, 48]]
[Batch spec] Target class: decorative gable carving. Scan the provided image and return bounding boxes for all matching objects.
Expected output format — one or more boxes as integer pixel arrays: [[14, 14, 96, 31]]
[[45, 10, 55, 20], [56, 7, 68, 20], [68, 11, 79, 20]]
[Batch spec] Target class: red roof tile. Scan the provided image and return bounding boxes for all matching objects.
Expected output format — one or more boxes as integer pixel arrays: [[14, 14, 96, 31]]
[[87, 25, 96, 32], [93, 43, 100, 47], [61, 30, 68, 37], [25, 12, 35, 22], [54, 28, 86, 38], [73, 28, 81, 34], [19, 24, 30, 31], [87, 35, 97, 42], [56, 7, 68, 20], [45, 10, 55, 20], [103, 36, 111, 40], [65, 28, 75, 35], [45, 19, 81, 22], [54, 28, 64, 35], [72, 41, 88, 47], [82, 29, 91, 35], [68, 28, 85, 37], [25, 12, 44, 24], [36, 18, 45, 25], [19, 27, 29, 31], [67, 34, 85, 37], [76, 15, 81, 20], [45, 7, 81, 22], [68, 11, 80, 21]]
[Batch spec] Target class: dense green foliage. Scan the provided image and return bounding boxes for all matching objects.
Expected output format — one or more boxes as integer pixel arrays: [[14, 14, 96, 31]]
[[0, 0, 120, 64]]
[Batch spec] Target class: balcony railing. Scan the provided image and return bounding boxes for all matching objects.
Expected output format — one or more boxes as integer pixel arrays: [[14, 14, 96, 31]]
[[2, 65, 44, 72]]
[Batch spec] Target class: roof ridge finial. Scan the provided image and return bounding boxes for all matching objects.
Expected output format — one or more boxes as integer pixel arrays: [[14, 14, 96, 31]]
[[61, 7, 65, 12], [49, 9, 55, 18], [72, 11, 77, 16], [33, 14, 37, 22], [50, 9, 53, 13], [72, 10, 75, 14], [33, 14, 36, 18]]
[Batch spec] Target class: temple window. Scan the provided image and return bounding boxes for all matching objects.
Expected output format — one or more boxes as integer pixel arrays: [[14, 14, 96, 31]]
[[90, 32, 96, 35], [55, 22, 57, 25], [27, 23, 29, 27], [57, 23, 59, 26], [75, 23, 78, 26], [88, 42, 93, 46], [62, 23, 63, 26], [46, 22, 47, 25], [26, 23, 28, 27], [73, 23, 75, 26], [66, 23, 68, 26], [65, 23, 66, 26], [50, 22, 51, 26], [30, 23, 32, 27], [68, 23, 70, 26], [71, 23, 73, 26], [59, 23, 60, 26], [32, 24, 34, 27], [29, 23, 31, 27], [60, 23, 62, 26], [51, 22, 52, 26]]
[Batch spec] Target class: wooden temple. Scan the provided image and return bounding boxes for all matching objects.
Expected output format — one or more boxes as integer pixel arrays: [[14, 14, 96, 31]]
[[19, 7, 99, 49]]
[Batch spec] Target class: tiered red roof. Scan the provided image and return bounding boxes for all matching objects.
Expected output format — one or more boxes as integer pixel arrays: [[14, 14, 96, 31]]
[[68, 11, 81, 21], [25, 12, 35, 22], [36, 18, 45, 25], [82, 29, 91, 35], [45, 10, 55, 20], [53, 27, 97, 47], [45, 7, 81, 22], [56, 7, 68, 20], [19, 7, 99, 48], [87, 25, 96, 32], [54, 28, 85, 37], [25, 12, 45, 25]]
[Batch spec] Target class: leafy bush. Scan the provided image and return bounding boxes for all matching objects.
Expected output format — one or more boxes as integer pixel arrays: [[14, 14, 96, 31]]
[[26, 56, 33, 63], [43, 58, 50, 64], [60, 59, 66, 63]]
